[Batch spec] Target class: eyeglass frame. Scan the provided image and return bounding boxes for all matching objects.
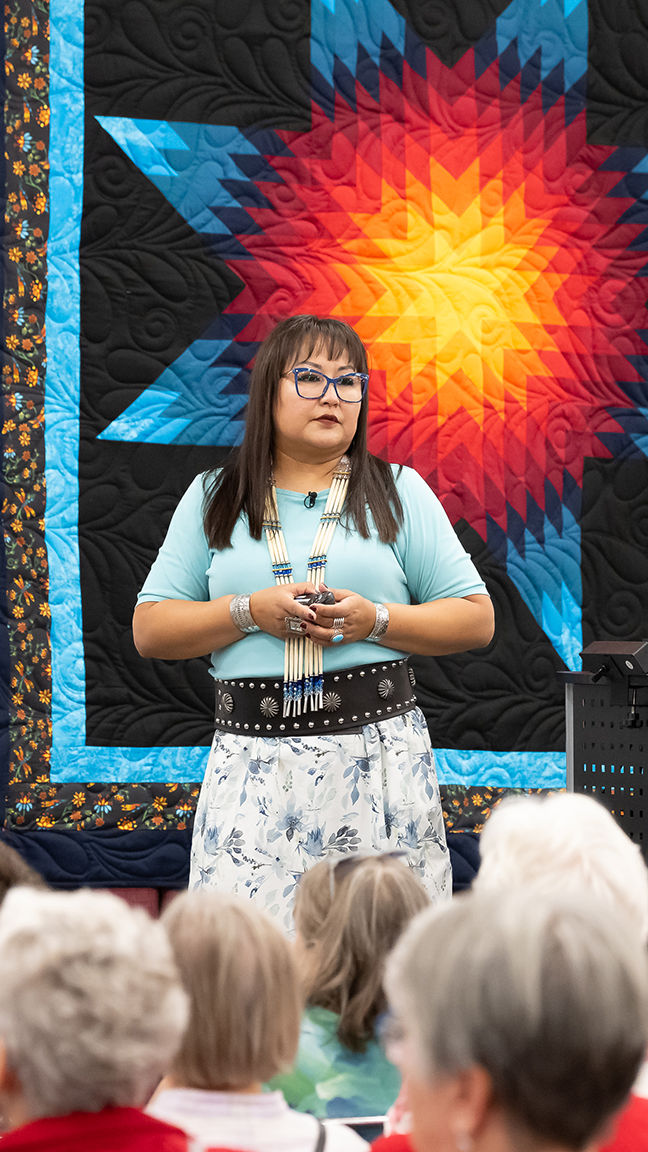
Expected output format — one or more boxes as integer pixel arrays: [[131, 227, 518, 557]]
[[327, 849, 409, 898], [288, 366, 369, 403]]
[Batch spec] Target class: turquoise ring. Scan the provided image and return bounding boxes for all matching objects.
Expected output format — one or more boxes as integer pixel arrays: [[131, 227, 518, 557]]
[[331, 616, 345, 643]]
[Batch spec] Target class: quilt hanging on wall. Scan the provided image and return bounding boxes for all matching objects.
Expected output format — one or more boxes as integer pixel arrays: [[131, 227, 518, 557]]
[[2, 0, 648, 885]]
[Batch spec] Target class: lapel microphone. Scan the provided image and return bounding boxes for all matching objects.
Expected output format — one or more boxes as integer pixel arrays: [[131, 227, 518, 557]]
[[304, 491, 317, 509]]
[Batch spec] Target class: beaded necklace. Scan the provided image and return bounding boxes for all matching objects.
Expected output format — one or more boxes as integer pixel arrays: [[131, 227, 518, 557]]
[[263, 456, 351, 716]]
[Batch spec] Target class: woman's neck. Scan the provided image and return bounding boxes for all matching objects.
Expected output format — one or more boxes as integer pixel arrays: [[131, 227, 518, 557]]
[[156, 1073, 262, 1095], [272, 450, 345, 494]]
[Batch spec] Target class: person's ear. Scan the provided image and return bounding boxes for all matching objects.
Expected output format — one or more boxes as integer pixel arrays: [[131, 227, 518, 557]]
[[406, 1064, 495, 1152], [0, 1043, 15, 1094], [583, 1109, 622, 1152], [449, 1065, 494, 1149], [0, 1040, 23, 1101]]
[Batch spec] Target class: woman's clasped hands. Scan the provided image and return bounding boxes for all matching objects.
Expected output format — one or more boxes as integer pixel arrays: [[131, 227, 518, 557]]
[[248, 583, 377, 646]]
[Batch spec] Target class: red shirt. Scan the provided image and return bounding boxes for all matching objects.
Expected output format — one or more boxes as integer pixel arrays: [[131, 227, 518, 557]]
[[600, 1095, 648, 1152], [371, 1094, 648, 1152], [0, 1106, 189, 1151], [372, 1137, 411, 1152]]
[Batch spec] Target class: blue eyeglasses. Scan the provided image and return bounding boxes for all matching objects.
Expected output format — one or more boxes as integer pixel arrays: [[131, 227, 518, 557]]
[[290, 367, 369, 403]]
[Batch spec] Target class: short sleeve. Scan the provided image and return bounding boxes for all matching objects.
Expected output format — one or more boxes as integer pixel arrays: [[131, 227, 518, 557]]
[[393, 466, 488, 604], [137, 474, 212, 604]]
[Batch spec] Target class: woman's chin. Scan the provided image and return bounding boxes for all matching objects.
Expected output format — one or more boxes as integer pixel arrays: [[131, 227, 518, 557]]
[[305, 425, 351, 449]]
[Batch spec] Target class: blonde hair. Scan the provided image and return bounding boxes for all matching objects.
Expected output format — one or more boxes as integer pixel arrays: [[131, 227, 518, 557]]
[[294, 855, 430, 1052], [162, 891, 302, 1089]]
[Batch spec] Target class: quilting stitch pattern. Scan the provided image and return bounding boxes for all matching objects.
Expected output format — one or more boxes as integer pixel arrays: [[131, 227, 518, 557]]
[[3, 0, 648, 882]]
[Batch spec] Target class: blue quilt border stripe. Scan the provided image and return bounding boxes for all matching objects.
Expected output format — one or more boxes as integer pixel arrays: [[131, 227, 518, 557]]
[[46, 0, 86, 777], [49, 746, 566, 789]]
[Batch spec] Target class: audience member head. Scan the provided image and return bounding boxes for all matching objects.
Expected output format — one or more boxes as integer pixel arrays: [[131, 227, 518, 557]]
[[162, 890, 302, 1091], [0, 887, 188, 1126], [475, 791, 648, 943], [385, 889, 648, 1152], [294, 853, 430, 1052], [0, 841, 46, 905]]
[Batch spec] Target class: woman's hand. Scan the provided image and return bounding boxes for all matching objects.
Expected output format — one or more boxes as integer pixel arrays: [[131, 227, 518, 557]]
[[304, 587, 377, 647], [134, 582, 322, 660], [301, 589, 495, 655], [248, 582, 320, 641]]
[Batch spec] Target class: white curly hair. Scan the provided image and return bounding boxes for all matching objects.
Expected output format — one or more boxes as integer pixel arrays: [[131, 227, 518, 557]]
[[475, 791, 648, 943], [0, 887, 188, 1119]]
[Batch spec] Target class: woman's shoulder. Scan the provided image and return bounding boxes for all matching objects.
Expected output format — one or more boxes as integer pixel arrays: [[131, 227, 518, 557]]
[[168, 472, 212, 520], [179, 469, 222, 508], [388, 463, 441, 507], [304, 1004, 340, 1026]]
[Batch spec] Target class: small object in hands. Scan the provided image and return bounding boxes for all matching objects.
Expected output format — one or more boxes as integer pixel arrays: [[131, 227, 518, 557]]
[[230, 593, 261, 634], [285, 616, 304, 633], [366, 602, 389, 643], [331, 615, 345, 644], [293, 591, 336, 607]]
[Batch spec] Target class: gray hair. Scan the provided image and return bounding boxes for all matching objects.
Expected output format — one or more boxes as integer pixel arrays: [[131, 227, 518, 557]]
[[0, 887, 189, 1119], [475, 791, 648, 943], [385, 889, 648, 1149]]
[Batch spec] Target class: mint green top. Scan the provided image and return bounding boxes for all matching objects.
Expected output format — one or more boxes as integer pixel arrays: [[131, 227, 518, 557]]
[[137, 464, 487, 678], [267, 1005, 400, 1119]]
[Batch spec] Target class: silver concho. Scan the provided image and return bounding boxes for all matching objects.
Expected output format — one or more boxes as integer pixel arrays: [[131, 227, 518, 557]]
[[260, 696, 279, 718], [221, 692, 234, 714], [323, 691, 342, 713], [408, 667, 416, 688], [378, 678, 395, 699]]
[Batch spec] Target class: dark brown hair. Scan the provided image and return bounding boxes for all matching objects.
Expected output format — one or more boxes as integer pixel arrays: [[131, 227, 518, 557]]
[[294, 856, 430, 1052], [203, 316, 403, 548]]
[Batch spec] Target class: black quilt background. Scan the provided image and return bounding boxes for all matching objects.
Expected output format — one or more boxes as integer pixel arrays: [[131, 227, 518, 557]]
[[4, 0, 648, 886]]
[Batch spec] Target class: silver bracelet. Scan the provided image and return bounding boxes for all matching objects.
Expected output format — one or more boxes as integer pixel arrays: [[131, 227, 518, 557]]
[[366, 602, 389, 643], [230, 594, 260, 634]]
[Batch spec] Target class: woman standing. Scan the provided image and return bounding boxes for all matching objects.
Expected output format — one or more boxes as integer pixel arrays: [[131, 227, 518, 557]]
[[133, 316, 493, 930]]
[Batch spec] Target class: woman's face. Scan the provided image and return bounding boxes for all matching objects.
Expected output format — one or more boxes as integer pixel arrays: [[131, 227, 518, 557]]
[[273, 343, 363, 463]]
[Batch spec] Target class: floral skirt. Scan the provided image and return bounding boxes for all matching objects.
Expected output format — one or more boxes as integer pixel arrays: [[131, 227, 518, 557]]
[[189, 706, 451, 932]]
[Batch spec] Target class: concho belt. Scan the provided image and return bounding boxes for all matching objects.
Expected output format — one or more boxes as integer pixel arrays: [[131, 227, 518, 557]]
[[214, 659, 417, 737]]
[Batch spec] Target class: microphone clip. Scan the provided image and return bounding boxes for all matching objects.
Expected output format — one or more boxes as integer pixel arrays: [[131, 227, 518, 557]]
[[304, 491, 317, 509]]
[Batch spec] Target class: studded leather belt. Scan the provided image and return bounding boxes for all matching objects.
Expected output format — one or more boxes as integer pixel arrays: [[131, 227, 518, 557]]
[[214, 659, 417, 737]]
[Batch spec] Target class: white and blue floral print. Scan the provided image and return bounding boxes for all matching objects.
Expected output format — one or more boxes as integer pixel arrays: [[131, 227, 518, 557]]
[[190, 707, 451, 931]]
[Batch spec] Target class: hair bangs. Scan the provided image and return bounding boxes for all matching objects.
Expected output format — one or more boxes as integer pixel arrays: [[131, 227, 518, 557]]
[[284, 320, 367, 375]]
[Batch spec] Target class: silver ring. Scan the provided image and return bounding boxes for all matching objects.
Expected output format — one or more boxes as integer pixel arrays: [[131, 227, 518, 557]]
[[284, 616, 303, 634], [333, 616, 345, 630]]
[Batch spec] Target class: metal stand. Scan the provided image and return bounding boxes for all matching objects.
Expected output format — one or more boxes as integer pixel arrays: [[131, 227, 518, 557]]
[[559, 641, 648, 863]]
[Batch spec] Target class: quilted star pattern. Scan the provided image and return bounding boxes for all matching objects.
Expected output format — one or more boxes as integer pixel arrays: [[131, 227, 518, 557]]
[[98, 0, 648, 672]]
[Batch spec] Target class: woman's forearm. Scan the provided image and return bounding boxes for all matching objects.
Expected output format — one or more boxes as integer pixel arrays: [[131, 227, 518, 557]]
[[381, 594, 494, 656], [133, 597, 242, 659]]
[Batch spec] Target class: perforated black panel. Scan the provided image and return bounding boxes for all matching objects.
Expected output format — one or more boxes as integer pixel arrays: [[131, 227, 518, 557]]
[[566, 677, 648, 859]]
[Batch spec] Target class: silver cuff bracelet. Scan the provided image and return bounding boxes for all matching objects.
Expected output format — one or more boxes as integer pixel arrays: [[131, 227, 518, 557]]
[[366, 602, 389, 643], [230, 594, 260, 634]]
